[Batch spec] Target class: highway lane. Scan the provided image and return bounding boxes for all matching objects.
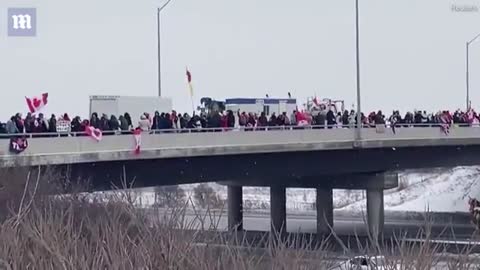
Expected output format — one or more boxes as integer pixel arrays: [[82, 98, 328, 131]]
[[149, 209, 476, 238]]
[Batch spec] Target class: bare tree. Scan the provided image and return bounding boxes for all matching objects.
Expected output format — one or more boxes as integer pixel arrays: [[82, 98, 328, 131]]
[[154, 185, 186, 208], [193, 184, 224, 209]]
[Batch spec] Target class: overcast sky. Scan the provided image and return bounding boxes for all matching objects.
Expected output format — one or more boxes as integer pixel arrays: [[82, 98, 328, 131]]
[[1, 0, 480, 118]]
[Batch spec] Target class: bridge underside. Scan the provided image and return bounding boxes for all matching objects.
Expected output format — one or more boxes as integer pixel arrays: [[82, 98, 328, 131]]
[[53, 144, 480, 189]]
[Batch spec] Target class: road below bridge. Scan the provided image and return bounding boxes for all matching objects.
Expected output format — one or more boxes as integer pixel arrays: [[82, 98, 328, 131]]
[[149, 209, 476, 238]]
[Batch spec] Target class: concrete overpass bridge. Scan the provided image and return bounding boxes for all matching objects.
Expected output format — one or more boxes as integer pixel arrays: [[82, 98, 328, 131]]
[[1, 126, 480, 237]]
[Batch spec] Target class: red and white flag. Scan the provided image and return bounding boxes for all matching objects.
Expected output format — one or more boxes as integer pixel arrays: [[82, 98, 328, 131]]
[[133, 128, 142, 154], [85, 126, 103, 141], [186, 68, 193, 97], [26, 93, 48, 113]]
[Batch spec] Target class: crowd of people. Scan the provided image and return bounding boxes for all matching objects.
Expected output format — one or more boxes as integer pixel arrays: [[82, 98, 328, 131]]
[[1, 107, 479, 135]]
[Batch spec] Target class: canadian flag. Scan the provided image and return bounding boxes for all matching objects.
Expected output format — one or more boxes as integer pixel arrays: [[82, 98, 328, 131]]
[[26, 93, 49, 113], [85, 126, 103, 141], [133, 128, 142, 154]]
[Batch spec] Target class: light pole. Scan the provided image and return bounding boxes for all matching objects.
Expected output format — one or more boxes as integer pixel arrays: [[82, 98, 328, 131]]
[[157, 0, 173, 97], [466, 32, 480, 110], [355, 0, 362, 141]]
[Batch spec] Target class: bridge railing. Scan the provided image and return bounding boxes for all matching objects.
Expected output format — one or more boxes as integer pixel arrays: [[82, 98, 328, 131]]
[[0, 123, 465, 139]]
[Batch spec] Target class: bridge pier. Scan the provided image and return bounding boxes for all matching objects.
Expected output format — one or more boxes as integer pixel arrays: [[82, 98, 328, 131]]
[[316, 188, 334, 235], [367, 189, 384, 239], [227, 185, 243, 231], [270, 186, 287, 235]]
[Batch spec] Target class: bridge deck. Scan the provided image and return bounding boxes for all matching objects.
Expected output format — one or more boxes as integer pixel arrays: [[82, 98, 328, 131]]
[[1, 127, 480, 168]]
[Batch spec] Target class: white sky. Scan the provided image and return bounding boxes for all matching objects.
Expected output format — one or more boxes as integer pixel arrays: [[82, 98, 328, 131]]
[[1, 0, 480, 118]]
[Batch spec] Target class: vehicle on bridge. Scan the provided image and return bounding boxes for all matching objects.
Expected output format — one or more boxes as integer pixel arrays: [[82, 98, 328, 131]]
[[305, 97, 345, 117], [225, 97, 297, 117], [198, 97, 226, 115]]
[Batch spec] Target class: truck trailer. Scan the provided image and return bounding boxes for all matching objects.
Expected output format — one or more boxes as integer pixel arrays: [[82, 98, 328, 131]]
[[89, 95, 173, 125], [225, 98, 297, 116]]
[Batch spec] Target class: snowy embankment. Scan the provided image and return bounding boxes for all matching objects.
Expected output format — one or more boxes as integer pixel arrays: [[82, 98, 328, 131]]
[[103, 166, 480, 214], [342, 166, 480, 213]]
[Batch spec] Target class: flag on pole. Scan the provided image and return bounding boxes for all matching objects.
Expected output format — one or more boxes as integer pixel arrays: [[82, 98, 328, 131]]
[[26, 93, 48, 113], [186, 68, 193, 96]]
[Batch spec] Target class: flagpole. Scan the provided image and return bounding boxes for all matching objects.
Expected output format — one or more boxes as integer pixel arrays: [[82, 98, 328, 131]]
[[191, 95, 195, 115], [157, 0, 173, 97]]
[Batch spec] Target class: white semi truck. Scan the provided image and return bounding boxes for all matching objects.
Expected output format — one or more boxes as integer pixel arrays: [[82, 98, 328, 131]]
[[89, 95, 173, 124]]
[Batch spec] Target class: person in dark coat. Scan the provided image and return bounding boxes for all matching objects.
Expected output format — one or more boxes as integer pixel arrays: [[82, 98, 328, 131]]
[[33, 113, 48, 133], [152, 111, 161, 130], [258, 112, 268, 127], [157, 113, 166, 129], [71, 116, 82, 132], [208, 112, 221, 128], [200, 114, 207, 128], [269, 113, 277, 126], [179, 114, 187, 129], [15, 113, 24, 133], [342, 110, 349, 126], [374, 110, 385, 124], [165, 113, 173, 129], [326, 109, 336, 128], [99, 114, 110, 131], [227, 110, 235, 128], [49, 114, 57, 133], [414, 111, 422, 124], [247, 113, 256, 127], [90, 113, 100, 129], [24, 113, 34, 133], [124, 113, 132, 128], [119, 115, 129, 131], [109, 115, 120, 131]]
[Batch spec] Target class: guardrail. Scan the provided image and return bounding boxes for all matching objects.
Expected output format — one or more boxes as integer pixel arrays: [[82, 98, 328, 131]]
[[0, 122, 468, 139]]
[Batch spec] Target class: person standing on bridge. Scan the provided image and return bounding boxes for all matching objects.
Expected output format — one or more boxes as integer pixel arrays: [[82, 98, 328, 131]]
[[326, 108, 336, 129], [48, 114, 57, 133], [24, 113, 34, 133], [257, 112, 267, 129], [14, 113, 24, 133], [119, 115, 129, 131], [6, 116, 19, 134], [109, 115, 120, 132], [152, 111, 161, 130], [138, 115, 150, 131], [124, 113, 133, 129], [70, 116, 81, 133], [90, 113, 100, 129], [99, 114, 110, 131]]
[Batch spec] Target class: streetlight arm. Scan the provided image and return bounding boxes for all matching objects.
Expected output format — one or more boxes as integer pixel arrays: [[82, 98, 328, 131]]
[[159, 0, 173, 12], [468, 32, 480, 45]]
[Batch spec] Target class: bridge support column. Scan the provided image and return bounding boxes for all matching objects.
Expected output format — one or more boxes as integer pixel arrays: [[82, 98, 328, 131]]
[[227, 186, 243, 231], [367, 189, 384, 239], [270, 186, 287, 235], [316, 188, 334, 235]]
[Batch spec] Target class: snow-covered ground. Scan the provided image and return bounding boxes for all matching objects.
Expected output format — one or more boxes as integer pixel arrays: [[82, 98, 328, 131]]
[[99, 166, 480, 213], [342, 166, 480, 213]]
